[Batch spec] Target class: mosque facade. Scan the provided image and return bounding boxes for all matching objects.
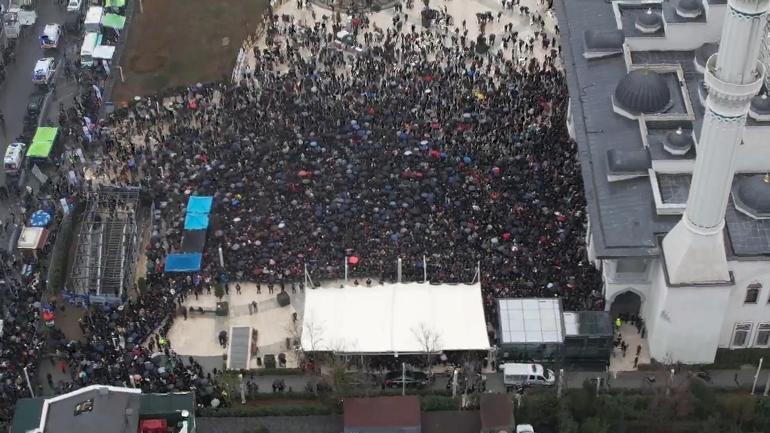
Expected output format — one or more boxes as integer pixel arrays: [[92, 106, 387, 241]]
[[556, 0, 770, 363]]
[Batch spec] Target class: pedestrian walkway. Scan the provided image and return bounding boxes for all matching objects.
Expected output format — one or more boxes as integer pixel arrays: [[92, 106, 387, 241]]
[[166, 284, 303, 369], [609, 323, 650, 372]]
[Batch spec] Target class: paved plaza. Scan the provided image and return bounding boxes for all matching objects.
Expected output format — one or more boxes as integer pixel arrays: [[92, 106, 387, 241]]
[[235, 0, 559, 78], [167, 283, 305, 369]]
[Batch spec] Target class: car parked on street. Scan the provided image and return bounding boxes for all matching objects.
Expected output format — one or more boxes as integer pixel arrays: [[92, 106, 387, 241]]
[[66, 0, 83, 13], [383, 370, 430, 388]]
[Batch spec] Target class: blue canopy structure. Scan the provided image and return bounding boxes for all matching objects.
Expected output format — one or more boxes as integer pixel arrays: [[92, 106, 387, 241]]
[[186, 196, 213, 215], [184, 213, 210, 230], [165, 253, 202, 272]]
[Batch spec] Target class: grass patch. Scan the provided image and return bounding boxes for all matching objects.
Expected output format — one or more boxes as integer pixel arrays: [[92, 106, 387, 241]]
[[112, 0, 270, 102]]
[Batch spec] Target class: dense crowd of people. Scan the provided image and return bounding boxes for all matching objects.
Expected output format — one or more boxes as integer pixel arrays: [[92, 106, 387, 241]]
[[0, 0, 605, 427]]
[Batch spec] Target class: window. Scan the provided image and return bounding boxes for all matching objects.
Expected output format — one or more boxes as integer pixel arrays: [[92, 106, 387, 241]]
[[74, 399, 94, 416], [616, 259, 648, 274], [745, 284, 761, 304], [732, 323, 753, 348], [756, 324, 770, 347]]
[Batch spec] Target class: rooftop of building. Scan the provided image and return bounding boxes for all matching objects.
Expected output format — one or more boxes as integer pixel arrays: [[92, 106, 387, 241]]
[[554, 0, 770, 259], [11, 386, 195, 433]]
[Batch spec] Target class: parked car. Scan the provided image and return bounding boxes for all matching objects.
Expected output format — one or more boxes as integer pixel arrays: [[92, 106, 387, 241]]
[[66, 0, 82, 12], [343, 372, 380, 389], [383, 370, 430, 388], [26, 90, 46, 121], [32, 57, 56, 85], [516, 425, 535, 433]]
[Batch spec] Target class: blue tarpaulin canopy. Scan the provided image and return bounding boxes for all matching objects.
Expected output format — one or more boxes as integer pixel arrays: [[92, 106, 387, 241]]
[[184, 213, 209, 230], [165, 253, 202, 272], [187, 196, 213, 215]]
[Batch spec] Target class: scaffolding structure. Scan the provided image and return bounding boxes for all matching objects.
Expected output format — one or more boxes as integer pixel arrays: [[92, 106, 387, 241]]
[[68, 185, 141, 303]]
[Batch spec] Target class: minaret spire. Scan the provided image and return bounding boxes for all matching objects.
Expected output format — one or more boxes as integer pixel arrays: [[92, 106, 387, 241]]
[[663, 0, 769, 283]]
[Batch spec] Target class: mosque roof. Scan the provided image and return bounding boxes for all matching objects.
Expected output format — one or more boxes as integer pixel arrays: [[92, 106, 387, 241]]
[[554, 0, 770, 258]]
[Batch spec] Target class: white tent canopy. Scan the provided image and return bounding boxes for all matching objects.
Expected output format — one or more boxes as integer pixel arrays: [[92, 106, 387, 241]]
[[301, 282, 490, 354], [93, 45, 115, 60]]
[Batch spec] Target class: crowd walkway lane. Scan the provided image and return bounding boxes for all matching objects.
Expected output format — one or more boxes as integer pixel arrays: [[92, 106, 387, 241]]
[[173, 367, 770, 400]]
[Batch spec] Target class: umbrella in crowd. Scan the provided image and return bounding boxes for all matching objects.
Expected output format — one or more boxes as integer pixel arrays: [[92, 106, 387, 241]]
[[29, 210, 52, 227], [0, 0, 582, 426]]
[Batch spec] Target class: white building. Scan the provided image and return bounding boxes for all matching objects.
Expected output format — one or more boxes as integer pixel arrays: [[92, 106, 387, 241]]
[[555, 0, 770, 363]]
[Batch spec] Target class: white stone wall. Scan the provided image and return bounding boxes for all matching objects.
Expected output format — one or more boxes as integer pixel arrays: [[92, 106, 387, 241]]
[[718, 260, 770, 348], [645, 263, 732, 364]]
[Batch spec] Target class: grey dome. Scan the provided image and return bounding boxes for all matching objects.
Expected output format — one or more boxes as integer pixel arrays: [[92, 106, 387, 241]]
[[664, 128, 693, 155], [584, 29, 624, 50], [751, 94, 770, 114], [614, 69, 671, 114], [676, 0, 703, 18], [694, 43, 718, 69], [636, 9, 662, 33], [735, 174, 770, 218]]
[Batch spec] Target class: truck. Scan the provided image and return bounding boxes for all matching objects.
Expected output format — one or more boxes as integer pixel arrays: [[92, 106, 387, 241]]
[[80, 32, 101, 68], [84, 6, 103, 33], [3, 0, 37, 41]]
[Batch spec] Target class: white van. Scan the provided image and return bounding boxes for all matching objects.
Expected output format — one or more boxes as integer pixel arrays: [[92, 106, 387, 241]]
[[501, 363, 556, 387], [32, 58, 56, 84], [4, 142, 26, 175], [40, 24, 61, 49], [80, 32, 100, 68]]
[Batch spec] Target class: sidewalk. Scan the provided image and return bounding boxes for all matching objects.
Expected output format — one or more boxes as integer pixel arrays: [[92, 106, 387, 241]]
[[215, 367, 770, 397]]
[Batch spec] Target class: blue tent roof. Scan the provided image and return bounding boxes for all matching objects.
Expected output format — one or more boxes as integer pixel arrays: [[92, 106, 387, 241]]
[[186, 196, 213, 215], [165, 253, 202, 272], [184, 213, 210, 230]]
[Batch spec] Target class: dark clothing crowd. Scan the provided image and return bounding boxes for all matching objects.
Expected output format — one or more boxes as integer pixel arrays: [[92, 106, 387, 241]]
[[0, 0, 603, 427]]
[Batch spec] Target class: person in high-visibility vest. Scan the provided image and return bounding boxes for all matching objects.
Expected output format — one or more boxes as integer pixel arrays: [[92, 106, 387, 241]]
[[615, 317, 622, 330]]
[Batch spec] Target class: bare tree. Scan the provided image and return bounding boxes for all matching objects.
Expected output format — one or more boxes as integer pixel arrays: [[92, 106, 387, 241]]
[[302, 318, 325, 353], [412, 322, 442, 375]]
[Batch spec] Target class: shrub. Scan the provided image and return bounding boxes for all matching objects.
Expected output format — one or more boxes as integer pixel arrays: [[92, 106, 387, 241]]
[[420, 395, 459, 411]]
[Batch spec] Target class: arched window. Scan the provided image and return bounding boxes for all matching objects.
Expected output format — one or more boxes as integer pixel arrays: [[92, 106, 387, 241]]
[[745, 283, 762, 304]]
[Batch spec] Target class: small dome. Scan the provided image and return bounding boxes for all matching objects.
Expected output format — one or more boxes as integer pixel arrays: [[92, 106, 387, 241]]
[[664, 127, 693, 155], [636, 9, 662, 33], [751, 94, 770, 115], [735, 174, 770, 218], [584, 29, 624, 51], [676, 0, 703, 18], [614, 69, 671, 115]]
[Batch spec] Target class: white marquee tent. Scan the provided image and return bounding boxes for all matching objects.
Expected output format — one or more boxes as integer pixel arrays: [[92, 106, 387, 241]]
[[301, 282, 490, 354]]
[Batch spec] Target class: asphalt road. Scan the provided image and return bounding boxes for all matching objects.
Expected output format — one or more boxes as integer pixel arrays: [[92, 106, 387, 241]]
[[0, 0, 72, 184]]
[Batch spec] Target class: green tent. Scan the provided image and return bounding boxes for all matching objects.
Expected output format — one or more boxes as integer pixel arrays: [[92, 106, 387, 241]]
[[105, 0, 125, 7], [27, 127, 58, 158], [102, 13, 126, 30]]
